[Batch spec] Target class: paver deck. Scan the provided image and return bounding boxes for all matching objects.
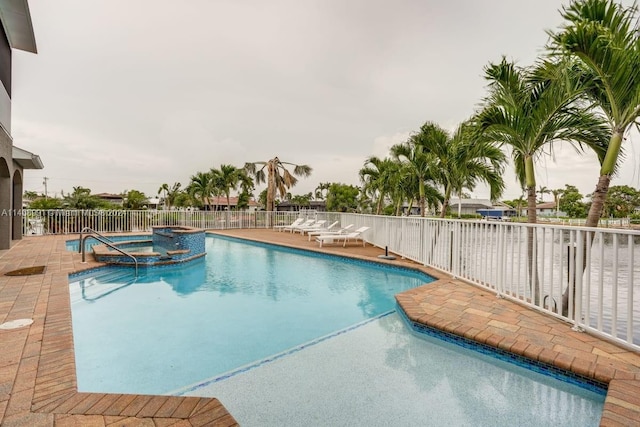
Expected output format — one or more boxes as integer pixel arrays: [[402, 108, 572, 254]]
[[1, 229, 639, 426]]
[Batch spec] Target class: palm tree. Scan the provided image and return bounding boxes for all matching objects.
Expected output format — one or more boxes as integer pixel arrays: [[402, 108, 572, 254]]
[[314, 182, 331, 201], [359, 156, 398, 215], [391, 125, 443, 217], [429, 121, 506, 218], [537, 186, 551, 203], [548, 0, 640, 227], [158, 183, 169, 209], [476, 57, 608, 225], [212, 164, 241, 211], [166, 182, 182, 209], [551, 188, 564, 216], [244, 157, 312, 212], [476, 57, 609, 303], [188, 171, 213, 210]]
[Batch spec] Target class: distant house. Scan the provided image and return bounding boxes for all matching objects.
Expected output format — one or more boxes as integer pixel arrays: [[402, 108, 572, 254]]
[[447, 198, 517, 219], [146, 197, 161, 210], [204, 196, 259, 212], [522, 201, 565, 217], [95, 193, 124, 206], [276, 200, 326, 212], [448, 198, 494, 216]]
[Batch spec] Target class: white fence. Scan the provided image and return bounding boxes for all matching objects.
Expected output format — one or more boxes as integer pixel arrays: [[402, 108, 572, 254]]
[[21, 209, 329, 235], [22, 209, 640, 352], [340, 213, 640, 353]]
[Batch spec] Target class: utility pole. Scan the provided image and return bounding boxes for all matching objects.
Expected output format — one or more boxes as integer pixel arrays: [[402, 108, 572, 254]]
[[43, 177, 48, 198]]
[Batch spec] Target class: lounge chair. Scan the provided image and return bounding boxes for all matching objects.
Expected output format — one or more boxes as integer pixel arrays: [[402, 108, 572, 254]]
[[294, 220, 327, 234], [283, 218, 315, 233], [307, 223, 353, 241], [300, 220, 339, 236], [315, 226, 370, 247], [274, 218, 304, 232]]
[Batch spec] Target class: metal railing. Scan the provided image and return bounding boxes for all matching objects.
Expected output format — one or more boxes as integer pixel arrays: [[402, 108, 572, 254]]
[[21, 209, 640, 352], [79, 227, 138, 277]]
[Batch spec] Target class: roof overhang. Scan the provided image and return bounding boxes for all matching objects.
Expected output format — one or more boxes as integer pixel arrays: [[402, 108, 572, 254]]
[[0, 0, 37, 53], [13, 145, 43, 169]]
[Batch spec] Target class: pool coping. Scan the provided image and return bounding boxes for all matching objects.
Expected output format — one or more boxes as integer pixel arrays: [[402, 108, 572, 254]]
[[1, 230, 640, 426]]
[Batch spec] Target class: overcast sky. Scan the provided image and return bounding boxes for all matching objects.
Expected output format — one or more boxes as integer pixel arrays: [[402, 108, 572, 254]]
[[11, 0, 640, 201]]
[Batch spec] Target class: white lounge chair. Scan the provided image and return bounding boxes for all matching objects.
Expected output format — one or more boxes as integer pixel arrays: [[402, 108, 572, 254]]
[[307, 223, 353, 241], [274, 218, 304, 232], [294, 220, 327, 234], [284, 218, 315, 233], [300, 220, 339, 237], [315, 226, 370, 247]]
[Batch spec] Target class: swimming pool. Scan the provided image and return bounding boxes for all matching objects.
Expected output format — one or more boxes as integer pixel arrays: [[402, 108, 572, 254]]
[[70, 235, 432, 392], [69, 234, 605, 426]]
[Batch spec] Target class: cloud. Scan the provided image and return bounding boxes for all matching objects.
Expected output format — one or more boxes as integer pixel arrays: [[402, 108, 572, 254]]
[[11, 0, 640, 203]]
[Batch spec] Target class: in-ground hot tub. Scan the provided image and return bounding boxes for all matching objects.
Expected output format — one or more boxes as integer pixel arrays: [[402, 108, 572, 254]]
[[93, 226, 206, 266]]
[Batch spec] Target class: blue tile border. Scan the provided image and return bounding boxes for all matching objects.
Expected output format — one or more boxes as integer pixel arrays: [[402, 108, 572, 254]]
[[395, 305, 608, 396], [67, 256, 208, 281], [171, 311, 397, 396]]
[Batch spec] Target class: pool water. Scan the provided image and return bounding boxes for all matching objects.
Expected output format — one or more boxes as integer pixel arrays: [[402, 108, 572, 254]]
[[69, 235, 432, 394], [69, 235, 605, 426], [66, 234, 150, 252]]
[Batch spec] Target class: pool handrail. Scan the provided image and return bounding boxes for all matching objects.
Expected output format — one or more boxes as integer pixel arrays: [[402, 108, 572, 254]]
[[79, 228, 138, 277], [78, 227, 114, 253]]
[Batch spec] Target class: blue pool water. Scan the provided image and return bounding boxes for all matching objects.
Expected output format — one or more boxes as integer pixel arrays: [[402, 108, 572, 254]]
[[69, 235, 606, 426], [69, 235, 432, 394], [66, 234, 150, 252]]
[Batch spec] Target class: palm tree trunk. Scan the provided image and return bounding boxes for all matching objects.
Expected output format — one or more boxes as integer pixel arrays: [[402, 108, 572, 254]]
[[439, 186, 452, 219], [419, 182, 425, 217], [563, 132, 623, 315], [586, 131, 622, 227], [526, 184, 540, 304], [586, 174, 613, 228], [375, 194, 383, 215], [267, 161, 276, 212]]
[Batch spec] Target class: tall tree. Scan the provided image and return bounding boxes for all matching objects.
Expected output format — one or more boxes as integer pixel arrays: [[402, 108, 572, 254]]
[[326, 183, 360, 212], [188, 171, 213, 210], [212, 164, 241, 211], [314, 182, 331, 200], [390, 125, 443, 217], [537, 186, 551, 203], [122, 190, 148, 210], [359, 156, 399, 215], [476, 57, 609, 303], [548, 0, 640, 227], [158, 183, 170, 209], [236, 171, 255, 211], [603, 185, 640, 218], [476, 57, 608, 225], [428, 121, 506, 218], [63, 187, 108, 209], [551, 188, 565, 216], [244, 157, 312, 212], [166, 182, 182, 209]]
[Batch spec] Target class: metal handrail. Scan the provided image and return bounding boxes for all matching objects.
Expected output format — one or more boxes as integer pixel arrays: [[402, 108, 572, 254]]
[[79, 230, 138, 277], [78, 227, 114, 253]]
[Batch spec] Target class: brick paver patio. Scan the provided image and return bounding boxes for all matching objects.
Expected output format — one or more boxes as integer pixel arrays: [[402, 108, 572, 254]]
[[1, 229, 639, 426]]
